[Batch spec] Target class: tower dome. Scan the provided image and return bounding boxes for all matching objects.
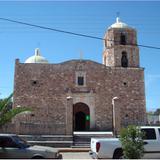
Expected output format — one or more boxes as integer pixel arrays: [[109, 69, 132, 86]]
[[25, 48, 48, 63], [109, 17, 132, 29]]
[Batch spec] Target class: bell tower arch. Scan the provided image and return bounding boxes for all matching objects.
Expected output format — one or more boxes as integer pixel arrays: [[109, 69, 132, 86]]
[[103, 17, 139, 68]]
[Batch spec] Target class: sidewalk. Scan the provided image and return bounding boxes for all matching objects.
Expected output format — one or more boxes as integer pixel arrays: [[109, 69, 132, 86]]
[[57, 147, 90, 152]]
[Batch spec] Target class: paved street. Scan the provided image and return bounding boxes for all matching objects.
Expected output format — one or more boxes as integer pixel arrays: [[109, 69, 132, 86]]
[[61, 152, 92, 159]]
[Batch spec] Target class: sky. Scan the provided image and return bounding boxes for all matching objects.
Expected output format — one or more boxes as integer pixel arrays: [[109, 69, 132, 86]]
[[0, 1, 160, 112]]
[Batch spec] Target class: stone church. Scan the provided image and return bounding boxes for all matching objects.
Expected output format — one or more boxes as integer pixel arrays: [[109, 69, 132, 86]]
[[13, 17, 146, 135]]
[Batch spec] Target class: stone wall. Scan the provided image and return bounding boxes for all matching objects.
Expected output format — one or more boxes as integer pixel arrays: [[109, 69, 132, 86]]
[[13, 59, 146, 134], [0, 123, 16, 134]]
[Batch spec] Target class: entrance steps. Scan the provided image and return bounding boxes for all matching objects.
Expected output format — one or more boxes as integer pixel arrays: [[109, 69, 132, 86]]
[[19, 132, 113, 148], [72, 131, 113, 147], [19, 135, 73, 147]]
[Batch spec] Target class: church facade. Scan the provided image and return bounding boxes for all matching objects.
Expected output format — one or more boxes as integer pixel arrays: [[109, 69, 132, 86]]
[[13, 18, 146, 135]]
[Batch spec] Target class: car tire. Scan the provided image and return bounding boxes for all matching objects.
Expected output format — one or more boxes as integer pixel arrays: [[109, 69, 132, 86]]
[[89, 151, 98, 159], [57, 154, 63, 159], [113, 148, 123, 159]]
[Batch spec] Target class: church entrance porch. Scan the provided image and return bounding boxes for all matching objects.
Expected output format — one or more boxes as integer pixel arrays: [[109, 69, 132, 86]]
[[73, 103, 90, 131]]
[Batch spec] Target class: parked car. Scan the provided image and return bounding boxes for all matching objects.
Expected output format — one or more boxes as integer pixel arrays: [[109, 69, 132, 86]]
[[0, 134, 62, 159], [90, 126, 160, 159]]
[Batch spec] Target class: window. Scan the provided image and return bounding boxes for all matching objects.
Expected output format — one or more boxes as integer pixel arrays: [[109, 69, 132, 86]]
[[76, 71, 86, 87], [123, 82, 127, 86], [141, 129, 156, 140], [121, 52, 128, 68], [0, 137, 18, 148], [120, 33, 126, 45], [78, 76, 84, 86], [125, 114, 129, 118], [158, 128, 160, 136], [31, 80, 38, 86]]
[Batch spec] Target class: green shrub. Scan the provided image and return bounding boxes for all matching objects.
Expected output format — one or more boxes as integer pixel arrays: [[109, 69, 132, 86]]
[[120, 125, 144, 159]]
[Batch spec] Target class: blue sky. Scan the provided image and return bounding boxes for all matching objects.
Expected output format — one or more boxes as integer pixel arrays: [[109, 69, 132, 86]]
[[0, 1, 160, 112]]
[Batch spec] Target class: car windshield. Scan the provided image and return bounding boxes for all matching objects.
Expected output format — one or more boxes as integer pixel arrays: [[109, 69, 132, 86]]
[[13, 136, 31, 148]]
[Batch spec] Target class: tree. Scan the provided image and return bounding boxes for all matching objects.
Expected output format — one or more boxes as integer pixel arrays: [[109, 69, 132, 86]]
[[119, 125, 144, 159], [0, 93, 31, 127]]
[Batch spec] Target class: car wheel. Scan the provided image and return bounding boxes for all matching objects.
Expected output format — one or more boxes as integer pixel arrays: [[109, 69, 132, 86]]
[[113, 148, 123, 159], [57, 154, 63, 159]]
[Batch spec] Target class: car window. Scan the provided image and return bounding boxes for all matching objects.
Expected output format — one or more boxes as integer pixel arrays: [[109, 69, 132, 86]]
[[158, 129, 160, 136], [13, 136, 30, 148], [141, 129, 156, 140], [0, 136, 18, 148]]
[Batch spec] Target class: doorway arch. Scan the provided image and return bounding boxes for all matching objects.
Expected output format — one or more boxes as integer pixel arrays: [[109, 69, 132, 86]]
[[73, 102, 90, 131]]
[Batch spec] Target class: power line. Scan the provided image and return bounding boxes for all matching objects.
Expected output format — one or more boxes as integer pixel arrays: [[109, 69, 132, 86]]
[[0, 17, 160, 50], [0, 17, 104, 40], [138, 44, 160, 50]]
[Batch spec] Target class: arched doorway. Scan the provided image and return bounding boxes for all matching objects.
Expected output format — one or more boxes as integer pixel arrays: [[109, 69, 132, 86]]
[[73, 103, 90, 131]]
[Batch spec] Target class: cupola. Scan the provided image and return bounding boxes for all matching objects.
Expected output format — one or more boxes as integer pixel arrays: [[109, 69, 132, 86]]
[[108, 17, 132, 29], [25, 48, 48, 64]]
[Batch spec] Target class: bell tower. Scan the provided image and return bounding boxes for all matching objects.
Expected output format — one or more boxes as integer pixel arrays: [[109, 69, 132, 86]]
[[103, 17, 139, 68]]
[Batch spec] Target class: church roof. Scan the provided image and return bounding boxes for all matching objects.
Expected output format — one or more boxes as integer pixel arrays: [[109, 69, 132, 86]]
[[109, 17, 132, 29], [25, 48, 48, 64]]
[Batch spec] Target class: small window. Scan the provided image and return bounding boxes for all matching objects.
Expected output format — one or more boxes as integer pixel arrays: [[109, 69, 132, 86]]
[[120, 33, 126, 45], [31, 80, 38, 86], [121, 52, 128, 68], [31, 114, 35, 117], [125, 114, 128, 118], [141, 129, 156, 140], [123, 82, 127, 86], [76, 71, 86, 87], [78, 76, 84, 86]]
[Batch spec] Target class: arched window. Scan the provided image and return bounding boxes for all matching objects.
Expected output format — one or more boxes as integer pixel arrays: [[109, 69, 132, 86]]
[[120, 33, 126, 45], [121, 52, 128, 67]]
